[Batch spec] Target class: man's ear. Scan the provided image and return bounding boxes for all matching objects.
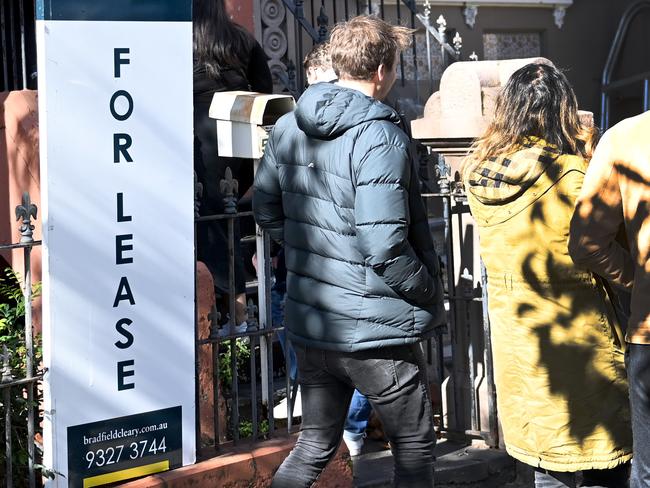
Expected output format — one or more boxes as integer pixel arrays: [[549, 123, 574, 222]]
[[375, 64, 386, 83], [372, 64, 386, 83]]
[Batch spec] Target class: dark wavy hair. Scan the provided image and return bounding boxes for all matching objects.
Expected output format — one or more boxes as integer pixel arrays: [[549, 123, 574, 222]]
[[464, 63, 598, 177], [193, 0, 250, 78]]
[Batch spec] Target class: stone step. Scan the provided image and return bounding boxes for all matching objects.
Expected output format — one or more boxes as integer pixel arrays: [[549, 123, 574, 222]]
[[353, 439, 517, 487]]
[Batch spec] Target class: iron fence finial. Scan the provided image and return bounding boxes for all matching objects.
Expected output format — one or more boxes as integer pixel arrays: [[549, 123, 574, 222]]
[[220, 167, 239, 215], [436, 15, 447, 37], [15, 192, 37, 244], [1, 346, 13, 384], [317, 5, 329, 42], [423, 0, 431, 22], [453, 32, 463, 56]]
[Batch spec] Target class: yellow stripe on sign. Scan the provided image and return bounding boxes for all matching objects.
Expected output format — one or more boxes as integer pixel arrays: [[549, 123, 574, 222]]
[[82, 460, 170, 487]]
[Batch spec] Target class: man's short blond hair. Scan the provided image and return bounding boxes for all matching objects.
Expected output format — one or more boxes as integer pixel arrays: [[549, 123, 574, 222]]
[[303, 41, 332, 71], [329, 16, 412, 81]]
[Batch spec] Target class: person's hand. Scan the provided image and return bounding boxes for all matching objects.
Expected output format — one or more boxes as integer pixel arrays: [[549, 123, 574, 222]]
[[252, 253, 278, 275]]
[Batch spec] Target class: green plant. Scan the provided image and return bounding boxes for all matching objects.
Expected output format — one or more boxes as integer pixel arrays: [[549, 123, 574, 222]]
[[0, 268, 45, 487], [238, 419, 270, 439], [218, 338, 251, 386]]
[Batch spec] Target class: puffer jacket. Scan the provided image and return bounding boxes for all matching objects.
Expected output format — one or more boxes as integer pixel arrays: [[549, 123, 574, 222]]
[[464, 138, 632, 471], [253, 83, 445, 352]]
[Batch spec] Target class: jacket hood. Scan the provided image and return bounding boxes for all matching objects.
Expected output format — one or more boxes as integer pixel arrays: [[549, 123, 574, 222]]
[[294, 83, 401, 138], [466, 139, 561, 205]]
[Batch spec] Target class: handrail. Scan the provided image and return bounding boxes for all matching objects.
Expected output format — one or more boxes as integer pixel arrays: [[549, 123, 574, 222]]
[[600, 0, 650, 129], [416, 13, 460, 60]]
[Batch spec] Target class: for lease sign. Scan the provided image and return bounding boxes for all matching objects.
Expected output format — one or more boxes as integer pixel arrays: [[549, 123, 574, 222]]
[[36, 1, 195, 485]]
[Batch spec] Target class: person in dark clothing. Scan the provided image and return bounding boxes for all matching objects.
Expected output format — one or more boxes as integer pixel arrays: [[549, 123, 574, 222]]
[[254, 16, 445, 488], [193, 0, 272, 326]]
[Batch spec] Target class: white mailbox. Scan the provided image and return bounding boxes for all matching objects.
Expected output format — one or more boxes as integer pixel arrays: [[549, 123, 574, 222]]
[[209, 91, 296, 159]]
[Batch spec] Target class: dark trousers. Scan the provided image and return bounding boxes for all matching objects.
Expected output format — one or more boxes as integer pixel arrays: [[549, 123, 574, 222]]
[[534, 464, 629, 487], [627, 343, 650, 488], [271, 343, 436, 488]]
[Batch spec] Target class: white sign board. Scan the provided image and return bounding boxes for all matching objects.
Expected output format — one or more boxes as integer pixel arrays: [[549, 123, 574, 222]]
[[36, 2, 195, 486]]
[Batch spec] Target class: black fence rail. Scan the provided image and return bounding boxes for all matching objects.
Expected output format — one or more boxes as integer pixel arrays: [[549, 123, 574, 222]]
[[190, 162, 446, 457]]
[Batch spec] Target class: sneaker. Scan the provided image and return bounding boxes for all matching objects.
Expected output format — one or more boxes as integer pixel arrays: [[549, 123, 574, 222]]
[[342, 431, 365, 457], [273, 387, 302, 419]]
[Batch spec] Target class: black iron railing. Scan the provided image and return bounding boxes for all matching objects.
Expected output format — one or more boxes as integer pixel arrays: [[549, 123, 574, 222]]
[[1, 192, 42, 488], [269, 0, 462, 100], [1, 0, 37, 92]]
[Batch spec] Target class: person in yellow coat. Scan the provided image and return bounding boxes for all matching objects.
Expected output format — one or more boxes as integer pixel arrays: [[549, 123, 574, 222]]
[[462, 63, 632, 487]]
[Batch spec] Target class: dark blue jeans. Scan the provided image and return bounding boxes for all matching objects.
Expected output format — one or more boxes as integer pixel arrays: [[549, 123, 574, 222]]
[[627, 343, 650, 488], [271, 343, 436, 488]]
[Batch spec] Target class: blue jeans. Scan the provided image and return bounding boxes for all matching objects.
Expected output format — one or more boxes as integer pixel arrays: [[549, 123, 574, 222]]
[[271, 286, 297, 381], [272, 343, 436, 488], [344, 390, 372, 440], [627, 343, 650, 488]]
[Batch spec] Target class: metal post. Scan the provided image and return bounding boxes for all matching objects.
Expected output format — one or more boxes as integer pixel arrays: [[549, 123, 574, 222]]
[[437, 15, 447, 68], [423, 1, 433, 96], [480, 260, 499, 447], [247, 300, 259, 439], [286, 331, 293, 431], [18, 0, 26, 88], [253, 157, 275, 436], [461, 268, 478, 432], [251, 334, 259, 439], [437, 154, 463, 432], [600, 92, 610, 130], [219, 168, 240, 443], [8, 0, 18, 89], [16, 192, 36, 488], [2, 347, 14, 488], [23, 243, 34, 487], [209, 308, 221, 450]]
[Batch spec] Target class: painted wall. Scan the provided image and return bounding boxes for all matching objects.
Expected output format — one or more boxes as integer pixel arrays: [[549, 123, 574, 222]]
[[0, 90, 42, 284], [226, 0, 255, 34]]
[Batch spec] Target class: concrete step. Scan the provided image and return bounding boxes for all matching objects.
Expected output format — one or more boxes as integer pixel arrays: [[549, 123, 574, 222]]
[[353, 439, 518, 487]]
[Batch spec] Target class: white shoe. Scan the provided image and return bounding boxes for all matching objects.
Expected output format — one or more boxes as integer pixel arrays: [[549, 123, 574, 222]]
[[273, 388, 302, 419], [342, 431, 364, 457]]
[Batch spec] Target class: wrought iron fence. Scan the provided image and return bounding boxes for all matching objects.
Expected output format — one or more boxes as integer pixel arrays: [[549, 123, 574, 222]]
[[420, 149, 499, 446], [194, 165, 298, 452], [0, 192, 42, 488], [194, 142, 500, 459], [267, 0, 463, 101]]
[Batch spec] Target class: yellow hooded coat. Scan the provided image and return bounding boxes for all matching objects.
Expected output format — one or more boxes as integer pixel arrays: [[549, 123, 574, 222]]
[[464, 140, 632, 471]]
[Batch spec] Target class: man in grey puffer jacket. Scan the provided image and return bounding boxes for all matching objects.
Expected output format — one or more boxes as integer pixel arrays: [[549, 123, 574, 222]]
[[254, 16, 445, 488]]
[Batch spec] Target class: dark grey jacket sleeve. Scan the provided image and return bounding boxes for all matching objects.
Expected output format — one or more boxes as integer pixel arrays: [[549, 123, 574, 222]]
[[253, 131, 284, 244], [354, 142, 436, 306]]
